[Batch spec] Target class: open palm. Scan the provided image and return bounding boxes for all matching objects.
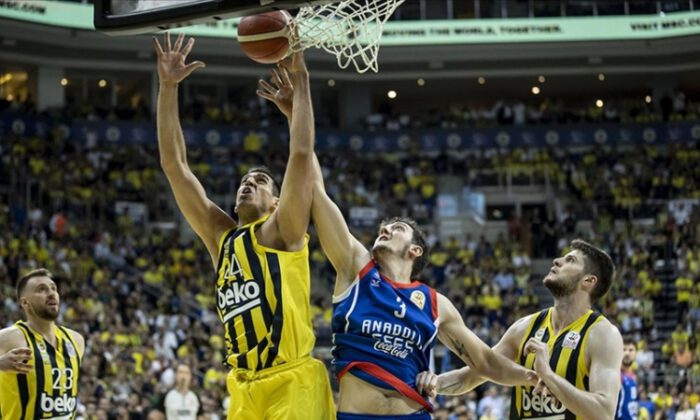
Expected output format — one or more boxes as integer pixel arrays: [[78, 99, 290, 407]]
[[257, 64, 294, 120], [153, 32, 205, 85]]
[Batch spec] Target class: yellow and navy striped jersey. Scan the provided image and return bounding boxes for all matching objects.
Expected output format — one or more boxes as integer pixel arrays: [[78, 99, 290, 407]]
[[0, 321, 81, 420], [510, 308, 604, 420], [215, 216, 315, 371]]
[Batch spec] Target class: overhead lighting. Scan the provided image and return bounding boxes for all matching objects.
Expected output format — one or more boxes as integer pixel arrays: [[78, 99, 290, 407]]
[[98, 79, 107, 88], [417, 78, 425, 86], [538, 75, 546, 83], [595, 99, 604, 108], [60, 78, 68, 86], [531, 86, 541, 95], [327, 79, 335, 87], [477, 77, 486, 85], [644, 95, 652, 104], [598, 73, 605, 81], [387, 90, 397, 99]]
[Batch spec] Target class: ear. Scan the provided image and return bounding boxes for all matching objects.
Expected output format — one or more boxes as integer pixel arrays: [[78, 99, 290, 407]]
[[583, 274, 598, 291], [409, 244, 423, 259], [269, 196, 280, 211]]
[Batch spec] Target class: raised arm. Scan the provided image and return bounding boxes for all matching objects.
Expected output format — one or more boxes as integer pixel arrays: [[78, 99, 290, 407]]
[[436, 295, 536, 390], [154, 32, 235, 266], [262, 53, 314, 251], [524, 320, 623, 419], [256, 57, 368, 290], [430, 314, 533, 396]]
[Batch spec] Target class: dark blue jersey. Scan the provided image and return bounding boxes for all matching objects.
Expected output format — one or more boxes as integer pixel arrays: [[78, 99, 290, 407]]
[[616, 370, 638, 420], [332, 260, 439, 410]]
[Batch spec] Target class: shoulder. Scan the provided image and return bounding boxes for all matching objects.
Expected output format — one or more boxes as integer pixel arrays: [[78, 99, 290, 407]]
[[63, 327, 86, 358], [0, 326, 27, 351], [508, 312, 541, 336], [586, 318, 623, 360]]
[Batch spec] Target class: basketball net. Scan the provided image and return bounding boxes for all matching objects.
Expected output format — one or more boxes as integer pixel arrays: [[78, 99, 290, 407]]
[[289, 0, 405, 74]]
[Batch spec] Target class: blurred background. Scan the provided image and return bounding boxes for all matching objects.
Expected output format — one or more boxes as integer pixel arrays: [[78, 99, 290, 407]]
[[1, 0, 700, 418]]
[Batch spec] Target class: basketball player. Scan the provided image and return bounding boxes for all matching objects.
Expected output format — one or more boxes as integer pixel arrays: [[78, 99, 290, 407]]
[[152, 33, 333, 419], [0, 268, 85, 419], [422, 239, 623, 419], [257, 57, 538, 420], [616, 338, 638, 420]]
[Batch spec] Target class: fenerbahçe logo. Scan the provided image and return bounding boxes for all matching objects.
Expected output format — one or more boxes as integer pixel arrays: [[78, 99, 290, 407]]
[[217, 280, 262, 323]]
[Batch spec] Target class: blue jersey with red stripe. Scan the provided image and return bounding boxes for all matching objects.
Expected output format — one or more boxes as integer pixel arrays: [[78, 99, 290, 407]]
[[332, 260, 439, 408]]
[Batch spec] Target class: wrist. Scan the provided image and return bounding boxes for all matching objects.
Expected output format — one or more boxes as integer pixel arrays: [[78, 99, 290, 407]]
[[159, 81, 178, 89]]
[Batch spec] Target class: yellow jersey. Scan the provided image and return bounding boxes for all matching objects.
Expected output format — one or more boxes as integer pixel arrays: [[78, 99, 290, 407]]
[[510, 308, 604, 420], [216, 217, 315, 371], [0, 321, 81, 420]]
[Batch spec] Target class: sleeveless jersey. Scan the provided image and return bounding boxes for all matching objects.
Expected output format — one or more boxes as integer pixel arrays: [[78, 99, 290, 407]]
[[510, 308, 604, 420], [215, 217, 314, 371], [0, 321, 81, 420], [616, 370, 638, 420], [332, 260, 439, 410]]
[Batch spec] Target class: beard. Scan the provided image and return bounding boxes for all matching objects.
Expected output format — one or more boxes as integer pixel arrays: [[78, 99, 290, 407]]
[[31, 302, 59, 321], [543, 274, 580, 299], [622, 357, 634, 368]]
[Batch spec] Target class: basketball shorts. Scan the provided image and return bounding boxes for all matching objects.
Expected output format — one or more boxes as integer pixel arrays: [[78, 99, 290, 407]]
[[226, 356, 335, 420], [337, 411, 431, 420]]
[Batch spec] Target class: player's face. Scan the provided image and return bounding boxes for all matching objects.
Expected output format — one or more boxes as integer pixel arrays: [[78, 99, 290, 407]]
[[372, 222, 415, 258], [543, 250, 586, 298], [622, 343, 637, 367], [22, 276, 60, 321], [235, 172, 278, 213]]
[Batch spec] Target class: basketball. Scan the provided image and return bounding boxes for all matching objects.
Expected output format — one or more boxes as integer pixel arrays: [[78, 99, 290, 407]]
[[237, 10, 292, 64]]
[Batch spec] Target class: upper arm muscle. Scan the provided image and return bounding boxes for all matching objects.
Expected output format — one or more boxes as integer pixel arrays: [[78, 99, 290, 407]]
[[587, 323, 624, 410], [163, 164, 235, 264]]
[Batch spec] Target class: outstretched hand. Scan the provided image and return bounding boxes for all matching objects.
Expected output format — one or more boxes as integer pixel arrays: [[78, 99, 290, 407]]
[[257, 62, 294, 120], [153, 32, 205, 86]]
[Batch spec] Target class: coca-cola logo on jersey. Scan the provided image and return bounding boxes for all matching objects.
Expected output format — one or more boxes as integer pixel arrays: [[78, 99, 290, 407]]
[[373, 341, 410, 359]]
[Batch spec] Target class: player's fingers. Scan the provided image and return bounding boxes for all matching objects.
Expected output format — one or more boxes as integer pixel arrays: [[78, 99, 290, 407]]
[[184, 61, 206, 74], [152, 37, 164, 56], [428, 374, 438, 396], [279, 65, 292, 87], [255, 90, 274, 101], [271, 68, 283, 88], [258, 79, 275, 94], [182, 38, 195, 57], [12, 347, 32, 355], [415, 372, 426, 393], [164, 31, 171, 52], [533, 380, 545, 396], [174, 32, 185, 51]]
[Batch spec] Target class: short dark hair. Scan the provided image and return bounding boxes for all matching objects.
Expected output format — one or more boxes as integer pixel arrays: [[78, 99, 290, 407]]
[[571, 239, 615, 304], [244, 166, 280, 197], [623, 337, 637, 348], [379, 216, 430, 278], [16, 268, 54, 300]]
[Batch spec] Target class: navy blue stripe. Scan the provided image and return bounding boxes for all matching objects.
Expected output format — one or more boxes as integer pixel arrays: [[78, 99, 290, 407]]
[[263, 253, 284, 369], [58, 327, 80, 370], [16, 366, 30, 419], [242, 231, 274, 327], [59, 335, 75, 400], [565, 313, 602, 386]]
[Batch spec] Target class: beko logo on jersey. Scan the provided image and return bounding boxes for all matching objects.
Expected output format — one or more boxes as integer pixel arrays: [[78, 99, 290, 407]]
[[41, 393, 76, 413], [522, 390, 566, 414], [217, 281, 262, 322]]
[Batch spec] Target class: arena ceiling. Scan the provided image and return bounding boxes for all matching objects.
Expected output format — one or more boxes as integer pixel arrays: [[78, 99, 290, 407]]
[[1, 16, 700, 101]]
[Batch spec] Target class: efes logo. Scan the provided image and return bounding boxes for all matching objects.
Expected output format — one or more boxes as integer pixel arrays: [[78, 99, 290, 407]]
[[534, 328, 546, 340], [410, 291, 425, 310], [562, 331, 581, 349]]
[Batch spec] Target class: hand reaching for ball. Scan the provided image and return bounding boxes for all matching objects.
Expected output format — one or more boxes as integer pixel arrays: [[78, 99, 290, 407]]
[[153, 32, 206, 86]]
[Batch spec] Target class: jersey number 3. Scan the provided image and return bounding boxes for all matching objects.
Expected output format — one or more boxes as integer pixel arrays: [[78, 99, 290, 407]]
[[394, 297, 406, 319]]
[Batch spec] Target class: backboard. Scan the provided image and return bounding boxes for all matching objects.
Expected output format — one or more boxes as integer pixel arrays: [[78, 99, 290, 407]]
[[94, 0, 336, 36]]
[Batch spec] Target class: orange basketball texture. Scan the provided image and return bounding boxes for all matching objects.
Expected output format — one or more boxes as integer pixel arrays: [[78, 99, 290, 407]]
[[237, 10, 292, 64]]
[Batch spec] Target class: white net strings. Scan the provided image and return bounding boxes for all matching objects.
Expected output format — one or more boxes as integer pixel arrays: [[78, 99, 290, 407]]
[[290, 0, 405, 73]]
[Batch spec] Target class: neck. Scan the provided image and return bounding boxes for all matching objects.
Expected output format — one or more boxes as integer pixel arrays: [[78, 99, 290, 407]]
[[550, 293, 591, 333], [376, 252, 413, 283], [176, 384, 188, 394], [27, 317, 56, 342], [237, 208, 267, 226]]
